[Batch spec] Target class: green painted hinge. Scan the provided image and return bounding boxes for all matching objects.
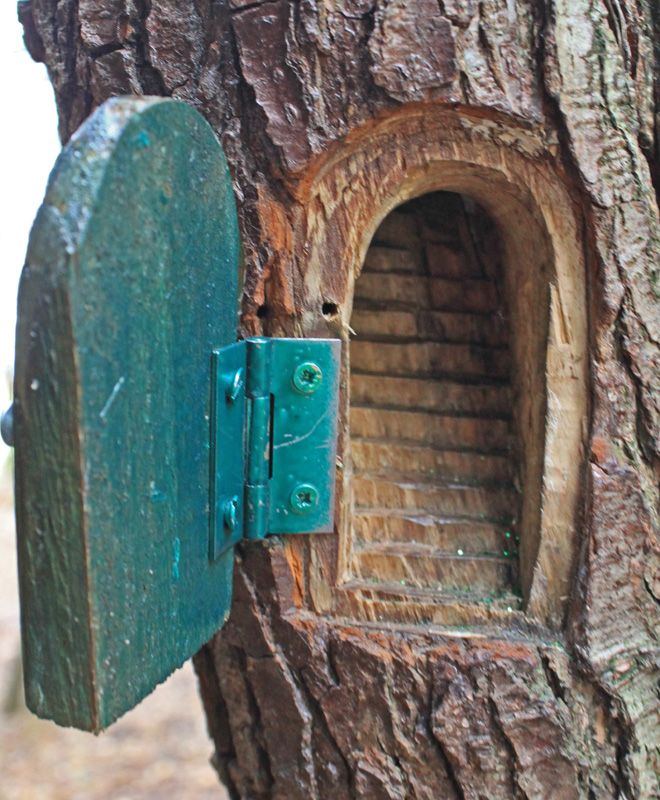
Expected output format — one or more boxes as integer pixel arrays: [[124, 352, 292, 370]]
[[210, 337, 341, 559]]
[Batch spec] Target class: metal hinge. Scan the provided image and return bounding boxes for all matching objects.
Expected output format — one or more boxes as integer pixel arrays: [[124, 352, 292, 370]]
[[209, 337, 340, 560]]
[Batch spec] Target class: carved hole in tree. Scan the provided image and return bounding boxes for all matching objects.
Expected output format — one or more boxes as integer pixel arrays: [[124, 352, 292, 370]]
[[348, 192, 523, 608], [322, 301, 340, 318]]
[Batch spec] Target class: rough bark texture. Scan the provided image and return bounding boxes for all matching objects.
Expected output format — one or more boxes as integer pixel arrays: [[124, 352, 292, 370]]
[[19, 0, 659, 796]]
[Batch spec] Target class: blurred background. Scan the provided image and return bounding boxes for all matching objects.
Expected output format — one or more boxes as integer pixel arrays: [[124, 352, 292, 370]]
[[0, 6, 226, 799]]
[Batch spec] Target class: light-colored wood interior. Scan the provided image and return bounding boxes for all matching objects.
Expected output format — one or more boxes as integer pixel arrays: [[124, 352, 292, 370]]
[[286, 109, 588, 629], [346, 193, 521, 608]]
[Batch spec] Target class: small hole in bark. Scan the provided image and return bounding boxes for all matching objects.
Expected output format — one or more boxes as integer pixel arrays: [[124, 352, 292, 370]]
[[322, 302, 339, 318], [256, 304, 269, 319]]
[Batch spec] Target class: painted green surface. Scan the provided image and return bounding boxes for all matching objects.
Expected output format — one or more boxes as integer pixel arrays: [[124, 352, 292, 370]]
[[268, 338, 340, 534], [211, 337, 340, 549], [13, 97, 241, 731]]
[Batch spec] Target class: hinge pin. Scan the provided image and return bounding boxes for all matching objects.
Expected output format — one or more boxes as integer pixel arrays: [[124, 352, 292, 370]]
[[290, 483, 319, 514], [292, 362, 322, 394]]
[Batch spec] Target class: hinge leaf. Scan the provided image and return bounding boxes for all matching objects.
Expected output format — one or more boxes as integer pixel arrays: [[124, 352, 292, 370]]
[[268, 339, 341, 534], [210, 341, 246, 559]]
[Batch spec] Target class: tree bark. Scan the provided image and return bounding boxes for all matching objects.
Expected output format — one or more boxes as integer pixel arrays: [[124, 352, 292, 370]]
[[18, 0, 659, 797]]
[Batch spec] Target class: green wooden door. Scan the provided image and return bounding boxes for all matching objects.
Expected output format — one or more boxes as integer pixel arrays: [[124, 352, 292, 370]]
[[13, 97, 241, 731]]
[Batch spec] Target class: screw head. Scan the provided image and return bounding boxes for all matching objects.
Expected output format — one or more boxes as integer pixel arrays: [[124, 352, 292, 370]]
[[226, 368, 244, 403], [289, 483, 319, 514], [292, 361, 322, 394], [223, 496, 239, 530]]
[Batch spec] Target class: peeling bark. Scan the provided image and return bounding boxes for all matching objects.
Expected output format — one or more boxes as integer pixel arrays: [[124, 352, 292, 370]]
[[19, 0, 659, 795]]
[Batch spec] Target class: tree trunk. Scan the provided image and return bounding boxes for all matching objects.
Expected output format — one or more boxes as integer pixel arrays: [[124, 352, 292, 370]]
[[19, 0, 659, 797]]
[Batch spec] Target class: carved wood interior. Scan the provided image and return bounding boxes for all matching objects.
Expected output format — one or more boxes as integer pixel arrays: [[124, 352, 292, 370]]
[[346, 192, 521, 608], [295, 113, 586, 628]]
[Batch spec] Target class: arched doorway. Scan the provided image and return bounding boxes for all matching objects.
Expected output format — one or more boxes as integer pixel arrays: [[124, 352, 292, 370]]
[[348, 192, 523, 607], [296, 110, 588, 627]]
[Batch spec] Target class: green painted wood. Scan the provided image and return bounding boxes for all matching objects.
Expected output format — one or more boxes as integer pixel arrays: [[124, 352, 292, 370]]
[[13, 97, 241, 731]]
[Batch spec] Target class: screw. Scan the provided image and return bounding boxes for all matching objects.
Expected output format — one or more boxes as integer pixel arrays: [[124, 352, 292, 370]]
[[223, 496, 239, 530], [226, 368, 244, 403], [290, 483, 319, 514], [292, 361, 322, 394]]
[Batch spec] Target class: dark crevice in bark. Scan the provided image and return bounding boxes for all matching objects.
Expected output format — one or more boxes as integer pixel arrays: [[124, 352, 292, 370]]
[[324, 638, 342, 688], [646, 0, 660, 204], [230, 3, 306, 186], [390, 750, 411, 798], [223, 14, 276, 320], [132, 0, 168, 96], [573, 646, 642, 800], [225, 18, 285, 191], [185, 17, 204, 93], [540, 652, 568, 705], [380, 666, 414, 797], [427, 664, 465, 800], [298, 667, 355, 798], [640, 116, 660, 208], [339, 7, 376, 23], [87, 42, 125, 60], [615, 728, 637, 800], [421, 671, 458, 798], [487, 694, 528, 800], [458, 70, 474, 104], [236, 552, 279, 644], [643, 574, 660, 608], [477, 3, 507, 97], [587, 783, 599, 800], [230, 0, 281, 14], [427, 727, 463, 800], [226, 560, 280, 795], [192, 646, 241, 800], [191, 0, 214, 59], [59, 0, 88, 142], [235, 643, 277, 797], [602, 0, 632, 73], [351, 3, 384, 112]]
